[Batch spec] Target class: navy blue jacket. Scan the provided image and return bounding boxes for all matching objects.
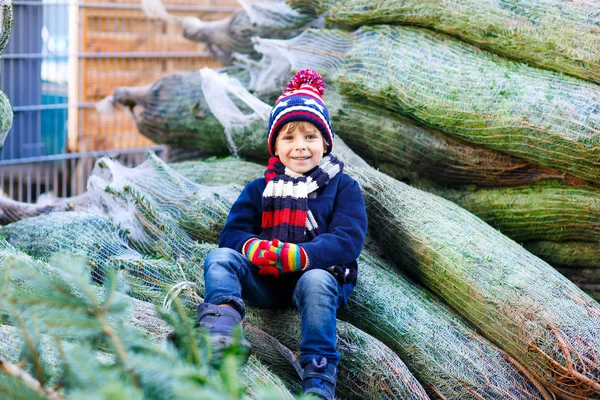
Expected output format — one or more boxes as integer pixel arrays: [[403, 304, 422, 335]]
[[218, 172, 368, 303]]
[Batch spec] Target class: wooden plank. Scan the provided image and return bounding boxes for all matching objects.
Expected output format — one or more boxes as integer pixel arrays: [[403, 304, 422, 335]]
[[85, 8, 154, 21], [82, 0, 142, 5], [68, 0, 81, 153], [82, 0, 239, 6], [85, 7, 239, 21], [166, 8, 236, 21], [85, 56, 168, 73], [80, 109, 154, 150], [76, 134, 153, 153], [85, 31, 207, 53], [165, 34, 207, 52], [72, 7, 90, 153], [165, 56, 222, 73], [86, 31, 163, 53], [83, 108, 138, 134], [85, 72, 147, 99], [88, 12, 165, 33]]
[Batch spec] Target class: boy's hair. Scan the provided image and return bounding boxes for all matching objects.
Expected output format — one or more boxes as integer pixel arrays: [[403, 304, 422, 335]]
[[279, 121, 330, 149], [279, 121, 316, 135], [267, 69, 335, 156]]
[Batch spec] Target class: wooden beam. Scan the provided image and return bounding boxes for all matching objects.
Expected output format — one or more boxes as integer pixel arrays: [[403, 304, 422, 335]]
[[67, 0, 80, 152]]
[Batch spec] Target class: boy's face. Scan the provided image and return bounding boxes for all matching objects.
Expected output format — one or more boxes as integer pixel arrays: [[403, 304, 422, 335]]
[[275, 123, 327, 174]]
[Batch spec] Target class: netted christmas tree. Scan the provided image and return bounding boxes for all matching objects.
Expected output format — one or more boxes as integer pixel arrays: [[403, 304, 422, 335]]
[[139, 0, 317, 64], [0, 235, 298, 399], [173, 72, 600, 399], [254, 27, 600, 185], [0, 156, 433, 399], [6, 0, 600, 396], [287, 0, 600, 84], [95, 65, 600, 269]]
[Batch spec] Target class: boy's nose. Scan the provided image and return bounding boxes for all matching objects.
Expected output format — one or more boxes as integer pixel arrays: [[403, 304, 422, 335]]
[[295, 140, 307, 150]]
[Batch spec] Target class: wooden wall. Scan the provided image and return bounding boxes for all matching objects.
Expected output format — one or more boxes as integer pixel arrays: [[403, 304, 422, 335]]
[[70, 0, 239, 153]]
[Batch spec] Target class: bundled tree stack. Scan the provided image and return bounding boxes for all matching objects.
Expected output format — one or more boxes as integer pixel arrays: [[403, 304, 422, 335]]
[[6, 69, 600, 397], [2, 0, 600, 398], [272, 0, 600, 302], [101, 0, 600, 302], [0, 150, 557, 399]]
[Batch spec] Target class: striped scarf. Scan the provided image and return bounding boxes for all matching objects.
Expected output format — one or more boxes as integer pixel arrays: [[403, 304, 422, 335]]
[[262, 155, 344, 242]]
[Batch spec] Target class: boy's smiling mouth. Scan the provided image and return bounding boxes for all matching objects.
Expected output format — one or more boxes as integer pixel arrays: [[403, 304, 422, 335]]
[[292, 156, 310, 160]]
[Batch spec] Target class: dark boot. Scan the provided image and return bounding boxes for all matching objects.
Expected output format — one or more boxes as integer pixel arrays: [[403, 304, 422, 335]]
[[196, 302, 251, 366], [302, 357, 337, 400]]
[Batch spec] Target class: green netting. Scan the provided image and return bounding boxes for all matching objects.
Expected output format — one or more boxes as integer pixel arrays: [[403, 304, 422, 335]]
[[0, 90, 13, 147], [333, 139, 600, 399], [521, 241, 600, 301], [169, 157, 265, 186], [88, 153, 241, 246], [361, 158, 600, 248], [0, 0, 12, 54], [237, 0, 315, 29], [523, 240, 600, 269], [104, 55, 599, 189], [242, 325, 304, 395], [0, 238, 296, 400], [327, 91, 569, 187], [288, 0, 600, 84], [182, 74, 600, 398], [343, 246, 549, 398], [108, 70, 268, 160], [95, 156, 432, 400], [73, 154, 552, 398], [0, 211, 201, 306], [245, 310, 431, 400], [171, 158, 550, 399], [425, 180, 600, 243], [256, 27, 600, 185], [0, 159, 431, 399]]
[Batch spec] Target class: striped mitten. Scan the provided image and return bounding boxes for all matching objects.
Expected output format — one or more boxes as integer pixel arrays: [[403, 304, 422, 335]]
[[243, 238, 277, 267], [258, 239, 309, 278]]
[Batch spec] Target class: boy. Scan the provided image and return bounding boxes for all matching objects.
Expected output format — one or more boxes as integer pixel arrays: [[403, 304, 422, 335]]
[[199, 69, 367, 399]]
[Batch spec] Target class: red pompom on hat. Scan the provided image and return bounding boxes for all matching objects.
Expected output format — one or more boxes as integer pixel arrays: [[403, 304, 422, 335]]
[[284, 69, 326, 95], [267, 69, 334, 156]]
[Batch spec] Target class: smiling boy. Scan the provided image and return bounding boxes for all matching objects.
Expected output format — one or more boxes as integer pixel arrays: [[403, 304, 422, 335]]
[[274, 121, 326, 174], [197, 70, 367, 399]]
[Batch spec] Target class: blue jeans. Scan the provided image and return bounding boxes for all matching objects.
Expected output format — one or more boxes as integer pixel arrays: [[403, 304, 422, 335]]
[[203, 247, 344, 365]]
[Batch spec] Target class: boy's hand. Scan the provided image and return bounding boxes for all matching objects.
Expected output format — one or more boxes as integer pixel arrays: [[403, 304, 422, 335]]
[[243, 238, 277, 267], [258, 239, 309, 278]]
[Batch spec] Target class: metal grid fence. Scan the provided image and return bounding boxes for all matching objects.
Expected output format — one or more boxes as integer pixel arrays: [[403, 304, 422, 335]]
[[0, 0, 236, 202]]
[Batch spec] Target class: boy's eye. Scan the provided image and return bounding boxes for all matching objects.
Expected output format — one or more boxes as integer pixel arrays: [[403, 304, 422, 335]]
[[306, 134, 318, 139]]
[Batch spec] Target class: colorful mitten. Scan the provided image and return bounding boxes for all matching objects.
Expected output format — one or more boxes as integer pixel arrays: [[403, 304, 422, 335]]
[[243, 238, 277, 267], [258, 239, 309, 278]]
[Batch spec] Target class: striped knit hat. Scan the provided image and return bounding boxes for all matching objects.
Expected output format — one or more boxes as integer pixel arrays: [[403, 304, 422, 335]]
[[267, 69, 334, 156]]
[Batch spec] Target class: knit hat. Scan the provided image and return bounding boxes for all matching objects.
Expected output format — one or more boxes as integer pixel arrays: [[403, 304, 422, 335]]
[[267, 69, 334, 156]]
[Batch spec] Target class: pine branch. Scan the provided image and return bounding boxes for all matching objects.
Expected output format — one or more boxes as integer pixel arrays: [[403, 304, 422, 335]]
[[1, 284, 46, 387], [0, 356, 61, 400]]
